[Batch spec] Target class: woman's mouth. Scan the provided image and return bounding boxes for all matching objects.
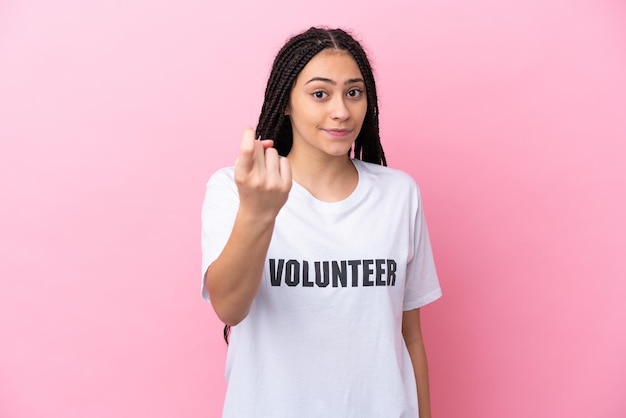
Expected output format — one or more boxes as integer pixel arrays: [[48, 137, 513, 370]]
[[322, 128, 353, 139]]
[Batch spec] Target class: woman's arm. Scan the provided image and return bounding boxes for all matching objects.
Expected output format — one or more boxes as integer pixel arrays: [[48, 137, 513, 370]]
[[204, 128, 291, 326], [402, 308, 432, 418]]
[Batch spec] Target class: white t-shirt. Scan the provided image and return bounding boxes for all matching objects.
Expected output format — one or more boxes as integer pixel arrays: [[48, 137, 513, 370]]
[[201, 159, 442, 418]]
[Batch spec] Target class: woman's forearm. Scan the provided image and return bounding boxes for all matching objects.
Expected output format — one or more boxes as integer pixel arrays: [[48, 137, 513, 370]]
[[204, 210, 275, 326]]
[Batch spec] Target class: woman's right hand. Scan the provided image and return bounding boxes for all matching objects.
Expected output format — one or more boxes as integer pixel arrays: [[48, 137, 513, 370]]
[[234, 128, 292, 221], [205, 129, 292, 325]]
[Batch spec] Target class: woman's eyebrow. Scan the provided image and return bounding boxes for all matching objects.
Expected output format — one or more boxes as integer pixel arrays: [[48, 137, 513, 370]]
[[304, 77, 365, 85]]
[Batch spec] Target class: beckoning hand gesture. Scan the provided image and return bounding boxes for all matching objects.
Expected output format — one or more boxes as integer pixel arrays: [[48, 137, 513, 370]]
[[234, 128, 292, 221]]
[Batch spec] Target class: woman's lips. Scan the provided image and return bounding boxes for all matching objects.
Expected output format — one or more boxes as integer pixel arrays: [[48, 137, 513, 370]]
[[322, 128, 353, 139]]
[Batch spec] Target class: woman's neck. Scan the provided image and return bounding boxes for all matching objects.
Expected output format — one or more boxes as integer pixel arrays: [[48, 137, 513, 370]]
[[287, 151, 358, 202]]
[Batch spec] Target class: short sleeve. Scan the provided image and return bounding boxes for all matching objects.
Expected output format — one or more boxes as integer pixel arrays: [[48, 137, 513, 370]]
[[403, 186, 442, 311], [200, 167, 239, 301]]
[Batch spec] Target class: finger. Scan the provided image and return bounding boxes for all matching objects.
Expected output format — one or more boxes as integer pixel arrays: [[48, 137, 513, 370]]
[[264, 147, 280, 175], [279, 156, 292, 187], [236, 128, 256, 173], [259, 139, 274, 150], [251, 139, 267, 175]]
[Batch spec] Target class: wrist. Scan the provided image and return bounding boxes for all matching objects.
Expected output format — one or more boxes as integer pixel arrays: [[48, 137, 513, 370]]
[[235, 207, 276, 231]]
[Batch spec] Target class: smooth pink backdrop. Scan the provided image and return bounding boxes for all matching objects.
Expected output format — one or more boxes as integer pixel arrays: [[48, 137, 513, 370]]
[[1, 1, 625, 417]]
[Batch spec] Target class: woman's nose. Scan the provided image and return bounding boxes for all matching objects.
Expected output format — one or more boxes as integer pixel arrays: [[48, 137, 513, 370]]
[[329, 97, 349, 120]]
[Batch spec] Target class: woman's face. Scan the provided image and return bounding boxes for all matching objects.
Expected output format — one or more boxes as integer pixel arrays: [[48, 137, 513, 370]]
[[286, 49, 367, 160]]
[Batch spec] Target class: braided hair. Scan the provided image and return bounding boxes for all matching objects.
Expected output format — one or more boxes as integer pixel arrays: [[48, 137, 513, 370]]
[[224, 27, 386, 343]]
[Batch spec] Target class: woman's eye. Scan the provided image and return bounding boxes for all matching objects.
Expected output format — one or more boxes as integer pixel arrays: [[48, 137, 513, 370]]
[[313, 91, 328, 99], [347, 88, 363, 98]]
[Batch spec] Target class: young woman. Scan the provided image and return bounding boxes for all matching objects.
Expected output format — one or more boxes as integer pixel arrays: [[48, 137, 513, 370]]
[[201, 27, 441, 418]]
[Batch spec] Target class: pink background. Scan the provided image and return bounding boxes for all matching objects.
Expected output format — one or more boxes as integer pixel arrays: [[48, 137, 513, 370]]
[[1, 0, 625, 417]]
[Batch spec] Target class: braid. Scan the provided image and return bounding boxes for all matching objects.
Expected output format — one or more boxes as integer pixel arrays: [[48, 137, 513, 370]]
[[346, 35, 386, 166], [224, 27, 386, 344], [257, 32, 332, 155]]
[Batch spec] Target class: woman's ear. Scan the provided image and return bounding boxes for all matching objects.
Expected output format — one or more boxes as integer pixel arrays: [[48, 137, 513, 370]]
[[285, 104, 290, 116]]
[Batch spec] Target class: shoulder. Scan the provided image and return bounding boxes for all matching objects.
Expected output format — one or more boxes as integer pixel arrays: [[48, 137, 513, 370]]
[[353, 159, 422, 196], [206, 166, 235, 186], [353, 159, 416, 183], [204, 166, 238, 198]]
